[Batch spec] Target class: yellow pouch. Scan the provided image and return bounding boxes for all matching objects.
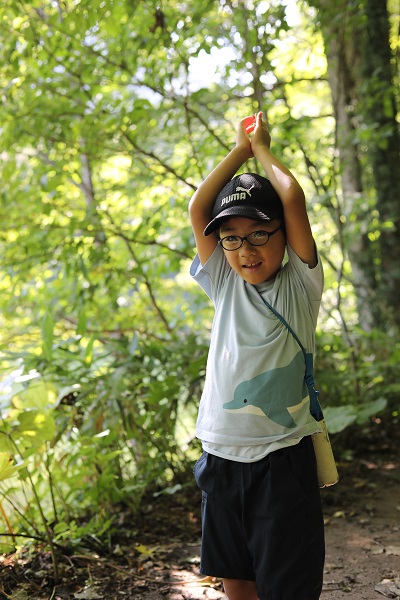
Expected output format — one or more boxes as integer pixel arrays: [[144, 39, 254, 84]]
[[311, 418, 339, 488]]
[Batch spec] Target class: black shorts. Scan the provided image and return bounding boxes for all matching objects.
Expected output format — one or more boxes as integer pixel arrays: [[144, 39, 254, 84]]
[[193, 436, 325, 600]]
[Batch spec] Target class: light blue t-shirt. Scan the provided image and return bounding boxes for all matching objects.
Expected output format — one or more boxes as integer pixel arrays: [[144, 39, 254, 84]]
[[190, 243, 324, 463]]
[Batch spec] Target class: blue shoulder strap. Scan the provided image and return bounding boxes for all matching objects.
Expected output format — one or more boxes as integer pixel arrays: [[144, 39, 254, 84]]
[[258, 292, 323, 422]]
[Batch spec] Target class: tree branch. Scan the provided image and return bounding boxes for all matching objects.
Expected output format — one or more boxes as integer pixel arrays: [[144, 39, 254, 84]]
[[104, 210, 172, 334], [121, 131, 197, 190]]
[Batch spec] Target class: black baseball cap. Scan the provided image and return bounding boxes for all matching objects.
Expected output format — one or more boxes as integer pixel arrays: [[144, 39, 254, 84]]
[[204, 173, 283, 236]]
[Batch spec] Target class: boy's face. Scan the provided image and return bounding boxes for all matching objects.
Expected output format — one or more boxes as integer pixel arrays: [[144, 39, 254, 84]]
[[219, 217, 286, 285]]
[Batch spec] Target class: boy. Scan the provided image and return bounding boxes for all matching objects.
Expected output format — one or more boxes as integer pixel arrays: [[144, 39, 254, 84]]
[[189, 112, 325, 600]]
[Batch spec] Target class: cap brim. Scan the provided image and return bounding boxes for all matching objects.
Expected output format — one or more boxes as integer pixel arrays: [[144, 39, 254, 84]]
[[204, 206, 271, 236]]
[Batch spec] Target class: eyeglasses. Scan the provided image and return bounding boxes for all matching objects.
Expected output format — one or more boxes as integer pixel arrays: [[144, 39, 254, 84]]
[[218, 225, 282, 251]]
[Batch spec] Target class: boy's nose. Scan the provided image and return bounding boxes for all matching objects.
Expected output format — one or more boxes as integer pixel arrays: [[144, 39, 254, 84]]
[[239, 240, 256, 255]]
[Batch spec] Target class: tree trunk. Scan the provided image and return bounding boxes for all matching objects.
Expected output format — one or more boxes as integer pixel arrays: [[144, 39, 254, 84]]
[[309, 0, 400, 330], [360, 0, 400, 328]]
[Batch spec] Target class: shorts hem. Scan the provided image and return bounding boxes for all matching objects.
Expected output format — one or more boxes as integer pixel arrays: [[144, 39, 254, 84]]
[[200, 566, 255, 581]]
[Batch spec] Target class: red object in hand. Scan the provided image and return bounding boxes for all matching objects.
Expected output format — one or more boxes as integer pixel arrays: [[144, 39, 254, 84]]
[[243, 115, 256, 134]]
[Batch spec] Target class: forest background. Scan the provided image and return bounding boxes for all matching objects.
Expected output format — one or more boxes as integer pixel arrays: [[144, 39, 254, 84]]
[[0, 0, 399, 579]]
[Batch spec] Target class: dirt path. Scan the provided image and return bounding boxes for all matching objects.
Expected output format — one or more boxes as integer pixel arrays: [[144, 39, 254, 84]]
[[322, 460, 400, 600], [93, 457, 400, 600], [129, 459, 400, 600], [123, 460, 400, 600], [1, 455, 399, 599]]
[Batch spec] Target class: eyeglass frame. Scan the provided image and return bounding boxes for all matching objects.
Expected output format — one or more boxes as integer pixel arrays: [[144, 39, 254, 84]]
[[218, 224, 283, 251]]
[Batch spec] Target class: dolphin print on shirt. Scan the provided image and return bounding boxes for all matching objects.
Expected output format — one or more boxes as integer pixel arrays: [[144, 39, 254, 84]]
[[223, 351, 308, 428]]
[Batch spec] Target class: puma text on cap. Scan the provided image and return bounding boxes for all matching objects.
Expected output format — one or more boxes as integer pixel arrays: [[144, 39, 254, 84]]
[[204, 173, 283, 236]]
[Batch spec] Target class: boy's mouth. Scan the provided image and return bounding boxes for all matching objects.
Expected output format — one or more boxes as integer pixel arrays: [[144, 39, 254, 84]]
[[243, 261, 262, 271]]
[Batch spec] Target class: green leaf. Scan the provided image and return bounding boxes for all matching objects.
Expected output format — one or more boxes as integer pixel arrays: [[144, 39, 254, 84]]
[[0, 453, 24, 482], [15, 411, 56, 451], [356, 398, 388, 425], [77, 309, 88, 336], [13, 379, 58, 411], [83, 335, 96, 366], [153, 483, 183, 497], [323, 406, 357, 434]]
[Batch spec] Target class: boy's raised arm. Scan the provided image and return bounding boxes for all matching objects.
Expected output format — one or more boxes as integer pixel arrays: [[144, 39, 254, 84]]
[[251, 112, 317, 269], [189, 119, 253, 266]]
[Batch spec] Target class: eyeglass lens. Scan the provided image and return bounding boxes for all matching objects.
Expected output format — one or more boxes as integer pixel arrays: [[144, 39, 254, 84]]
[[220, 226, 281, 251]]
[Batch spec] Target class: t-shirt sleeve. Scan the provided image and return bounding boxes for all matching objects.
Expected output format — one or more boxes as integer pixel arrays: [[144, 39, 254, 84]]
[[286, 243, 324, 303], [190, 245, 231, 304]]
